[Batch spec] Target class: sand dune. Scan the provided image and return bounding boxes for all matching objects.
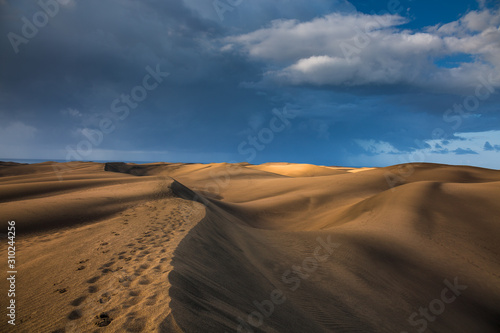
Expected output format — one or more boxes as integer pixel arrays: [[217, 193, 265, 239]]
[[1, 161, 499, 332]]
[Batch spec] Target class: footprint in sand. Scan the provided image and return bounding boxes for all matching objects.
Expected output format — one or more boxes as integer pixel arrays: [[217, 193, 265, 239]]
[[101, 261, 115, 268], [70, 296, 87, 306], [129, 290, 140, 297], [98, 292, 111, 304], [68, 309, 82, 320], [145, 294, 157, 306], [87, 276, 100, 284], [124, 296, 141, 307], [138, 277, 151, 285], [94, 313, 112, 327], [88, 285, 99, 293], [118, 275, 134, 284], [122, 315, 147, 332]]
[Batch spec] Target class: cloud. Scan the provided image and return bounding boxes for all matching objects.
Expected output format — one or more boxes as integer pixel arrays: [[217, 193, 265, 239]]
[[348, 130, 500, 169], [453, 148, 479, 154], [225, 8, 500, 91], [435, 6, 500, 34], [355, 139, 400, 154], [226, 13, 408, 63], [484, 141, 500, 151], [424, 130, 500, 154], [352, 130, 499, 163], [1, 0, 499, 169]]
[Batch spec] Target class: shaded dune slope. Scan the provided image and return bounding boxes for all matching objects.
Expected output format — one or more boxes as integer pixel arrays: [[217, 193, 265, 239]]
[[161, 163, 500, 332]]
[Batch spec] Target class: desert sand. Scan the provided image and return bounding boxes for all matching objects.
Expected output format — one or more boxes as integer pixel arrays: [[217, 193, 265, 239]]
[[0, 161, 499, 332]]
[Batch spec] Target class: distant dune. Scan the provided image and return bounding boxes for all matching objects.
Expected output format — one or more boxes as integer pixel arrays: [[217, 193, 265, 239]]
[[0, 161, 499, 332]]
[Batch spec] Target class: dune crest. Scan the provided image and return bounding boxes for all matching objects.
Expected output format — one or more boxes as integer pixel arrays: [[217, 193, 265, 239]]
[[1, 161, 499, 332]]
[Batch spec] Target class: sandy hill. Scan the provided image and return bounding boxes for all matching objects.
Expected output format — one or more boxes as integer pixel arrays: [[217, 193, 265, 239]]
[[0, 161, 499, 332]]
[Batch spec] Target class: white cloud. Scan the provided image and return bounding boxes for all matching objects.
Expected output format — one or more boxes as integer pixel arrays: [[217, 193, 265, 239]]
[[225, 8, 500, 91], [355, 139, 400, 154], [226, 13, 407, 63]]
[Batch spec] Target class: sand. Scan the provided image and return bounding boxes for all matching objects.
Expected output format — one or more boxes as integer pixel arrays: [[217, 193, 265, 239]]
[[0, 161, 499, 332]]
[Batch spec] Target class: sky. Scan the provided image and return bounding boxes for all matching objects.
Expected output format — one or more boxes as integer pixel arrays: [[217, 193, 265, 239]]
[[1, 0, 499, 168]]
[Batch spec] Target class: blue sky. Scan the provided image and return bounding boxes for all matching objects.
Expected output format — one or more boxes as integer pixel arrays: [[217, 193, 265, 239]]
[[1, 0, 499, 168]]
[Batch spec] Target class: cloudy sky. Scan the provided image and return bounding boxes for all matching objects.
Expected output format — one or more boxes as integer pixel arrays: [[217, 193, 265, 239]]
[[1, 0, 499, 168]]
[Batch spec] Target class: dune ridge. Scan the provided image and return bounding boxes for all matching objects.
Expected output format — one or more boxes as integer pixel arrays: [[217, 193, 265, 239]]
[[166, 163, 500, 332], [0, 161, 499, 332]]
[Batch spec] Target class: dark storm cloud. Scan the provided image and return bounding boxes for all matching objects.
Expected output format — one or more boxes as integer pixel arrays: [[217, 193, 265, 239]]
[[0, 0, 499, 167], [0, 0, 262, 156]]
